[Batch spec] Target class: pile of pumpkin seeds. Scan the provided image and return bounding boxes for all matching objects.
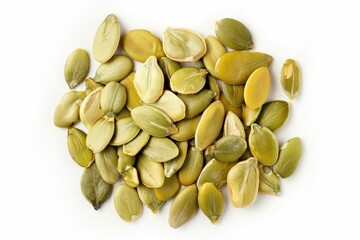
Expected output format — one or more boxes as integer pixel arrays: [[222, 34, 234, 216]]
[[54, 14, 303, 228]]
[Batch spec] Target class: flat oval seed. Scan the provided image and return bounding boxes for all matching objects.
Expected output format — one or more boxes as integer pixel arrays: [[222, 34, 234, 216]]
[[244, 67, 271, 109], [178, 146, 204, 186], [116, 147, 135, 173], [221, 82, 245, 107], [154, 174, 181, 201], [111, 117, 140, 146], [273, 137, 303, 178], [256, 100, 290, 132], [137, 184, 164, 214], [203, 35, 227, 77], [114, 184, 143, 222], [93, 14, 120, 63], [207, 75, 220, 100], [215, 18, 253, 50], [281, 59, 301, 100], [86, 116, 115, 153], [95, 145, 119, 184], [64, 48, 90, 89], [242, 103, 262, 126], [53, 91, 86, 128], [213, 135, 247, 163], [177, 89, 216, 119], [80, 163, 112, 210], [131, 105, 178, 137], [85, 78, 104, 95], [215, 51, 272, 85], [223, 111, 246, 139], [123, 131, 150, 156], [134, 56, 164, 103], [120, 72, 142, 110], [122, 29, 165, 62], [121, 167, 140, 188], [136, 154, 165, 188], [141, 137, 179, 162], [149, 90, 186, 122], [100, 81, 127, 116], [79, 88, 105, 130], [168, 184, 198, 228], [259, 165, 281, 195], [158, 57, 181, 83], [249, 124, 279, 166], [164, 141, 188, 177], [170, 115, 202, 141], [227, 157, 259, 208], [163, 28, 206, 62], [220, 93, 242, 118], [67, 127, 93, 167], [197, 159, 236, 189], [170, 67, 207, 94], [198, 182, 224, 224], [195, 101, 225, 150], [95, 55, 133, 84]]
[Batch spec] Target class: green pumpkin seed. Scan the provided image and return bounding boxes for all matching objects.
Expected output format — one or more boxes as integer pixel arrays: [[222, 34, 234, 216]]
[[198, 182, 224, 224], [195, 101, 225, 150], [93, 14, 121, 63], [178, 146, 203, 186], [122, 29, 165, 62], [227, 157, 259, 208], [215, 51, 272, 85], [141, 137, 179, 162], [149, 90, 186, 122], [221, 82, 245, 107], [170, 115, 202, 141], [114, 184, 142, 222], [244, 67, 271, 109], [170, 67, 207, 94], [121, 167, 140, 188], [134, 56, 164, 103], [203, 35, 227, 77], [67, 127, 93, 167], [168, 184, 198, 228], [163, 28, 206, 62], [53, 90, 86, 128], [131, 105, 178, 137], [177, 89, 216, 119], [249, 124, 279, 166], [258, 165, 281, 195], [256, 100, 290, 132], [197, 159, 236, 189], [164, 141, 188, 177], [207, 75, 220, 100], [80, 163, 112, 210], [94, 55, 133, 84], [123, 131, 150, 156], [116, 147, 135, 173], [158, 56, 181, 83], [111, 117, 140, 146], [64, 48, 90, 89], [204, 146, 215, 164], [220, 93, 243, 118], [100, 81, 127, 116], [79, 88, 105, 130], [223, 111, 246, 139], [136, 154, 165, 188], [95, 145, 119, 184], [86, 116, 115, 153], [242, 103, 262, 126], [154, 174, 181, 201], [120, 72, 142, 110], [213, 135, 247, 163], [215, 18, 253, 50], [273, 137, 303, 178], [137, 184, 164, 214], [281, 59, 301, 100]]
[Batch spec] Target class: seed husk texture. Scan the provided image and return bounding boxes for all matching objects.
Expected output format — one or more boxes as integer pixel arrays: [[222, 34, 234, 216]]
[[55, 14, 304, 228]]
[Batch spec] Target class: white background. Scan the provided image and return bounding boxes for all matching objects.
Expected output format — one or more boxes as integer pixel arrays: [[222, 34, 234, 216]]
[[1, 0, 359, 239]]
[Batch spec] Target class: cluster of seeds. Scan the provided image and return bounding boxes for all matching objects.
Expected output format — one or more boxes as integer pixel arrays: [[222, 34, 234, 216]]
[[54, 14, 303, 228]]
